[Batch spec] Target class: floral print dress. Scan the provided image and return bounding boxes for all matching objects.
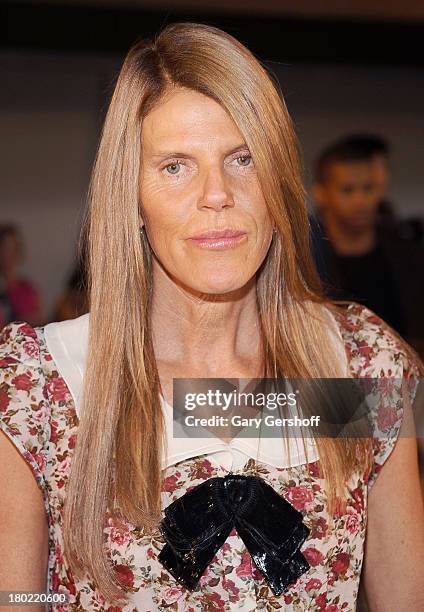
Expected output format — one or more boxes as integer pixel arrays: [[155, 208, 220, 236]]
[[0, 302, 421, 611]]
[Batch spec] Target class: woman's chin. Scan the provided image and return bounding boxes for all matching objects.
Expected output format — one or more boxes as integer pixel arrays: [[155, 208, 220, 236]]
[[187, 275, 252, 296]]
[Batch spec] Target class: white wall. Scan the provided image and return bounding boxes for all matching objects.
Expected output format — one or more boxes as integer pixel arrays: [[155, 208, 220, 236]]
[[1, 51, 423, 321]]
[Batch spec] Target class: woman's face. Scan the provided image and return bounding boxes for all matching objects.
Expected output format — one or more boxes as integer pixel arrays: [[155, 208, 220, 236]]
[[139, 87, 274, 294]]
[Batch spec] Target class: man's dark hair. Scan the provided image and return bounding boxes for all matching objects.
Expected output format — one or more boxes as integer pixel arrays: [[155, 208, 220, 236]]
[[315, 134, 390, 184], [342, 133, 390, 158]]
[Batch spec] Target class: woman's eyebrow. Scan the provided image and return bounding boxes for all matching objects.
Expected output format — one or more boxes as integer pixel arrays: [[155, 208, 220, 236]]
[[150, 143, 249, 159], [151, 151, 191, 159], [226, 143, 250, 156]]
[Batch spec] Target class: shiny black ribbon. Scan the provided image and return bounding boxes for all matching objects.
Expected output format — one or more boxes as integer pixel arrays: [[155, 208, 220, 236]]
[[158, 474, 311, 595]]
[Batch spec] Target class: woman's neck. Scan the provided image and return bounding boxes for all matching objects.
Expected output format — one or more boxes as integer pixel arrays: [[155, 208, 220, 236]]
[[150, 262, 264, 379]]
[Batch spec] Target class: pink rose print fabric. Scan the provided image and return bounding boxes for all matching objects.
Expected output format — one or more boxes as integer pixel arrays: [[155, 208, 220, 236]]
[[0, 303, 421, 611]]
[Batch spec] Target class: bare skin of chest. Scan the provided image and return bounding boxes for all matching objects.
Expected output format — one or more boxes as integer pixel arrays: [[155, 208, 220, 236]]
[[157, 358, 264, 444]]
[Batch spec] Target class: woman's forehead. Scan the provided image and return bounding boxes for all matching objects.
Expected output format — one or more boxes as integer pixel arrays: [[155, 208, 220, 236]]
[[141, 89, 243, 153]]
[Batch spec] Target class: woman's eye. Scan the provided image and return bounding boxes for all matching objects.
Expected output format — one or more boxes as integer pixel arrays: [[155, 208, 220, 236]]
[[164, 162, 181, 175], [236, 155, 252, 167]]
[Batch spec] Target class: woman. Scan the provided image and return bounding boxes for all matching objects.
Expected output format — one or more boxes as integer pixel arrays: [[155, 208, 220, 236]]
[[1, 22, 424, 612]]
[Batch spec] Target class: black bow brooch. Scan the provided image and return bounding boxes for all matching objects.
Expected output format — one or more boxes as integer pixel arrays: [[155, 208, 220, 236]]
[[158, 474, 311, 595]]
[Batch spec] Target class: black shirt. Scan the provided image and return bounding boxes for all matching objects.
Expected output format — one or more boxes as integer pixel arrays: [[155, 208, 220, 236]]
[[322, 242, 405, 335]]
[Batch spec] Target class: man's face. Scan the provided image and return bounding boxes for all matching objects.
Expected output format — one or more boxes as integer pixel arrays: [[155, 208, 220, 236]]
[[315, 161, 381, 232], [370, 154, 390, 200]]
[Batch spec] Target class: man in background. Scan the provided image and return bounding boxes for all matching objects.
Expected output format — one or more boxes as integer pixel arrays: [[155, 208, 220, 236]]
[[345, 133, 423, 243], [311, 137, 424, 358]]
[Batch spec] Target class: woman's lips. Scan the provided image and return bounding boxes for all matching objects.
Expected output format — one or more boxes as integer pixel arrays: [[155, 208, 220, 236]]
[[187, 230, 247, 250]]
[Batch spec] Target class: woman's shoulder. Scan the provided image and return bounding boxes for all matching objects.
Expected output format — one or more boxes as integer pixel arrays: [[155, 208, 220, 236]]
[[0, 321, 53, 494], [0, 315, 89, 408], [0, 317, 85, 488], [328, 302, 423, 489], [0, 320, 43, 366], [329, 301, 423, 380], [0, 313, 90, 372]]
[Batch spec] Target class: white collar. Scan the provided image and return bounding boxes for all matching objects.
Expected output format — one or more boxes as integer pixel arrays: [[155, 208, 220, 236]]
[[43, 310, 346, 469]]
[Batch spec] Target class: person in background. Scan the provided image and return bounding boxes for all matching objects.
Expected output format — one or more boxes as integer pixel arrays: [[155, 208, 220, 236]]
[[0, 224, 43, 329], [342, 134, 390, 204], [341, 133, 424, 243], [311, 138, 424, 358]]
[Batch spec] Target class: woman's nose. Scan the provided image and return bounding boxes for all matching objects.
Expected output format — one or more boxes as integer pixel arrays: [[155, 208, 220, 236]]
[[198, 166, 234, 211]]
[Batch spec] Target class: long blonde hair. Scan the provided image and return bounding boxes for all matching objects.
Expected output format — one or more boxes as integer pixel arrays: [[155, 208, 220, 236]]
[[64, 22, 376, 605]]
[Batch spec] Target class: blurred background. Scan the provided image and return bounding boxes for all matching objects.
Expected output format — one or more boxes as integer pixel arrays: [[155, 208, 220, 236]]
[[1, 2, 424, 608]]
